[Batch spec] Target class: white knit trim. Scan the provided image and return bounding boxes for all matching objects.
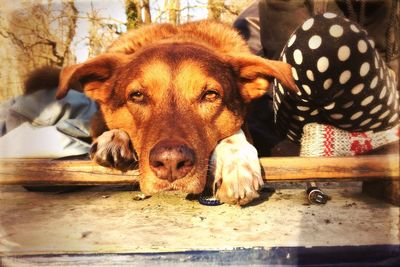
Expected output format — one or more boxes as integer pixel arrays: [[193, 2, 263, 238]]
[[300, 123, 399, 156]]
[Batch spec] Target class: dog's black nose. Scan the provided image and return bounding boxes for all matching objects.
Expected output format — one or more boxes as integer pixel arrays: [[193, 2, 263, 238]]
[[149, 140, 195, 182]]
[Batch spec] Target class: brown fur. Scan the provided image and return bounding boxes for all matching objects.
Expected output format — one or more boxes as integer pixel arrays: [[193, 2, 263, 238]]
[[24, 66, 61, 94], [56, 20, 297, 196]]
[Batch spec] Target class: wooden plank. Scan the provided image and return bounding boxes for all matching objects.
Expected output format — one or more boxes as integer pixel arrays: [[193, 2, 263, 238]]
[[259, 154, 399, 180], [0, 155, 398, 185], [0, 158, 140, 185]]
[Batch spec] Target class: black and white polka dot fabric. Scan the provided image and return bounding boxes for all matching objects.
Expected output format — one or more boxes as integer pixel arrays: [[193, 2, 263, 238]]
[[273, 13, 399, 143]]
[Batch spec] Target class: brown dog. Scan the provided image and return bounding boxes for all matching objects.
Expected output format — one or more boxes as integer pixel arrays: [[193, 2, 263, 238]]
[[56, 20, 297, 205]]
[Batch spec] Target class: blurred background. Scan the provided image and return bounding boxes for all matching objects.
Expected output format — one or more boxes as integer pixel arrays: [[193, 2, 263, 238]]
[[0, 0, 253, 100]]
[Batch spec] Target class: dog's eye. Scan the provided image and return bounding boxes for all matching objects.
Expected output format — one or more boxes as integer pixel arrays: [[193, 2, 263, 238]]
[[129, 91, 145, 102], [201, 90, 220, 102]]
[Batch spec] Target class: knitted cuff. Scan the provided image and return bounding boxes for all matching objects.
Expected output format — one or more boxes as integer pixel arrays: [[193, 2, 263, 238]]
[[300, 123, 399, 156]]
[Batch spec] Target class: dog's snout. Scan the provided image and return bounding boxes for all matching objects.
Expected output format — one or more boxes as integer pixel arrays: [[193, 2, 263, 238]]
[[149, 140, 195, 182]]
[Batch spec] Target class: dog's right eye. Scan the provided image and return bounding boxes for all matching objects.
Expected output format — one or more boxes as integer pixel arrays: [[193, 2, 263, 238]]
[[201, 90, 221, 102], [128, 91, 145, 103]]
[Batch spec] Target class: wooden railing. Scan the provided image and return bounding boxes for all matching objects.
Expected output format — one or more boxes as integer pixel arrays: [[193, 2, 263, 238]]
[[0, 154, 398, 185]]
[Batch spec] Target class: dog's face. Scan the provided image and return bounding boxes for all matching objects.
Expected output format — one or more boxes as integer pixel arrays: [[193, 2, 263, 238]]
[[57, 41, 296, 195]]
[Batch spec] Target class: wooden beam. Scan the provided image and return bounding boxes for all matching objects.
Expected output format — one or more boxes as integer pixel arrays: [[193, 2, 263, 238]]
[[0, 158, 140, 185], [259, 155, 399, 180], [0, 155, 398, 185]]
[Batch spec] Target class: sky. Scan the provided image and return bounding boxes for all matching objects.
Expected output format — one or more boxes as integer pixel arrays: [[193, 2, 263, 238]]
[[73, 0, 127, 62], [73, 0, 209, 62]]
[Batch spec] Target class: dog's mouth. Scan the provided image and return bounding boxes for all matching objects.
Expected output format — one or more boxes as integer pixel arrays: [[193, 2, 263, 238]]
[[140, 161, 209, 195]]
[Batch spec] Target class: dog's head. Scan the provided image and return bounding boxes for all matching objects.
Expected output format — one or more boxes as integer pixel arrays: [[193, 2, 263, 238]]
[[57, 37, 296, 195]]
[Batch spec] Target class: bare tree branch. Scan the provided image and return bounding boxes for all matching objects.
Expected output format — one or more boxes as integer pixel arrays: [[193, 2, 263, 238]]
[[0, 0, 79, 99]]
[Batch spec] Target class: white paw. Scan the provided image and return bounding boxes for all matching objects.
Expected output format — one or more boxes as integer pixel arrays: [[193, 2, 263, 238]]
[[210, 129, 263, 205]]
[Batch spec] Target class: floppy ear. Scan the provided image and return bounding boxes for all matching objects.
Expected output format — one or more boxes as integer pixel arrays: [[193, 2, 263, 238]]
[[56, 53, 128, 102], [228, 53, 298, 103]]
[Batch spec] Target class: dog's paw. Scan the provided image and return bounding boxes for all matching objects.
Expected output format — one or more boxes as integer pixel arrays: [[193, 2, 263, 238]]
[[90, 129, 138, 171], [210, 130, 263, 205]]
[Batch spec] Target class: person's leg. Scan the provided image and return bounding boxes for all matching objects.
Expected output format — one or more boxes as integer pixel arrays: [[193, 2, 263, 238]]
[[274, 13, 399, 142]]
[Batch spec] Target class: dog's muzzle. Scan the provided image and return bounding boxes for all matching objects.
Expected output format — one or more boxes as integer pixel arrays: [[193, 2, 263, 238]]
[[149, 139, 195, 182]]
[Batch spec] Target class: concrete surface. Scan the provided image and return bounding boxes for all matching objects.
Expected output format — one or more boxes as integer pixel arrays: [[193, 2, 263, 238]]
[[0, 182, 398, 259]]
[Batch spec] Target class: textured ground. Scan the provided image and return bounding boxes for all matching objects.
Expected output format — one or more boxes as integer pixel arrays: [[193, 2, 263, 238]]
[[0, 182, 398, 260]]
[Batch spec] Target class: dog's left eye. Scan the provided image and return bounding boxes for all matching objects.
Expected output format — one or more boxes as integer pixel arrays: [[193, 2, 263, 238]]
[[201, 90, 221, 102], [129, 91, 145, 103]]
